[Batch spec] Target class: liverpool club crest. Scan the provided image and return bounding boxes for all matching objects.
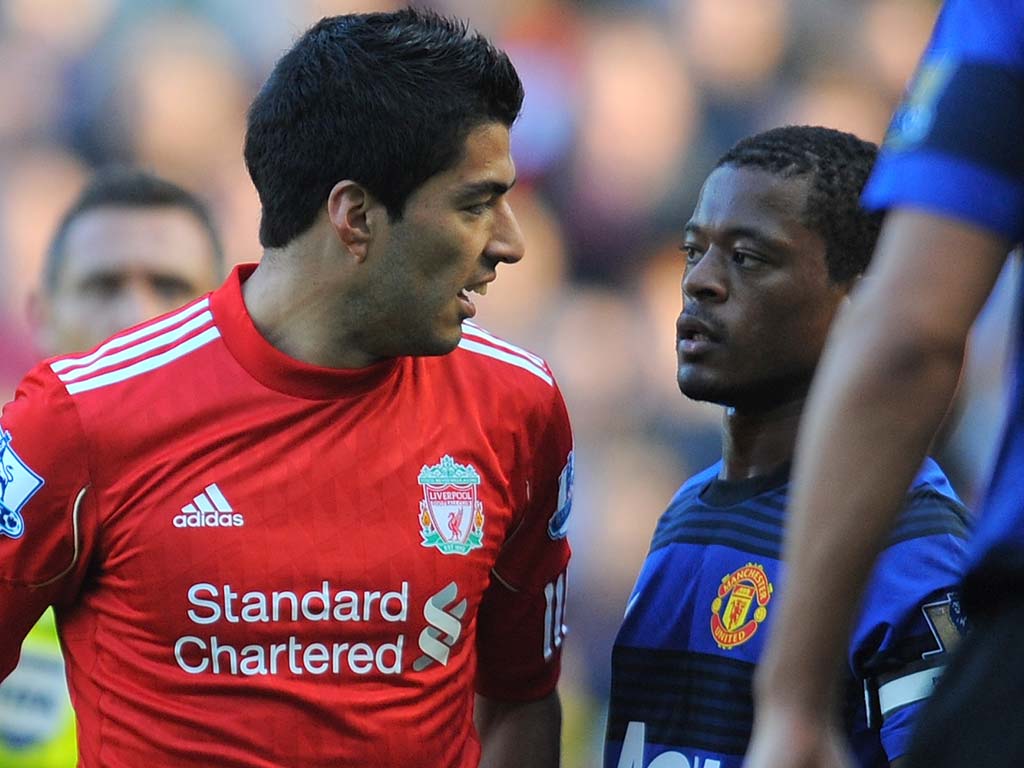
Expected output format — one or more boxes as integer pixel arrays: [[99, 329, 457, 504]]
[[417, 455, 484, 556]]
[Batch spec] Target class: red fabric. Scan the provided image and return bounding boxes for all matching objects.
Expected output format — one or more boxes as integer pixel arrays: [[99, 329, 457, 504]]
[[0, 265, 572, 767]]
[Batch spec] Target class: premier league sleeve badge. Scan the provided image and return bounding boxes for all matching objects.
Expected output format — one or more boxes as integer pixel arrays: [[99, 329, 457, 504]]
[[0, 430, 45, 539]]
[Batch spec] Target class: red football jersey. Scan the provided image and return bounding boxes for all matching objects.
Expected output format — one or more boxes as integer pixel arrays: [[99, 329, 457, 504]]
[[0, 266, 573, 767]]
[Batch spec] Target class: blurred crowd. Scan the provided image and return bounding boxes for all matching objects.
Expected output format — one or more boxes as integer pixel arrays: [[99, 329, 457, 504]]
[[2, 0, 1010, 765]]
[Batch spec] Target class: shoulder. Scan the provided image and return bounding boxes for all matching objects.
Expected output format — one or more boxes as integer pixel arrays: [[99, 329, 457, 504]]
[[448, 322, 556, 390], [888, 458, 971, 547], [650, 463, 721, 542], [668, 463, 721, 509], [46, 296, 219, 402], [440, 322, 567, 432]]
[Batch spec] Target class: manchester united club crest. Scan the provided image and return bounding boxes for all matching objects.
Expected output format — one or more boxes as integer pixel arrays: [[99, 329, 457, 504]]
[[711, 563, 773, 650], [417, 455, 484, 556]]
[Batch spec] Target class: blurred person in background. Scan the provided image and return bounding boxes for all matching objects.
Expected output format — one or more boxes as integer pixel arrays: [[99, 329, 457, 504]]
[[748, 3, 1024, 767], [0, 166, 224, 767], [604, 126, 969, 768], [0, 9, 572, 767]]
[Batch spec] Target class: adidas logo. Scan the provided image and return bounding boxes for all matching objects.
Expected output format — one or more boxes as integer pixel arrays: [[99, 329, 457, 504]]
[[172, 483, 244, 528]]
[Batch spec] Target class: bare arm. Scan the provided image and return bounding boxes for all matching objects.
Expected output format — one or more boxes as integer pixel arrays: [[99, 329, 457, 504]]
[[475, 690, 561, 768], [744, 209, 1010, 767]]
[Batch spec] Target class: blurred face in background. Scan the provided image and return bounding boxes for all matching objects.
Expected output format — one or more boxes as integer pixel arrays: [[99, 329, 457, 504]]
[[31, 205, 221, 355]]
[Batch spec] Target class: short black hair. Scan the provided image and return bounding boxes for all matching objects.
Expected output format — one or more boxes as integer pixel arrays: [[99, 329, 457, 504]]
[[44, 166, 225, 292], [715, 125, 882, 284], [244, 8, 524, 249]]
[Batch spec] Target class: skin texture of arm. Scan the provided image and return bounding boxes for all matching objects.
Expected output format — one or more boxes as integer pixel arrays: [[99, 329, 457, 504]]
[[743, 208, 1010, 768], [475, 690, 561, 768]]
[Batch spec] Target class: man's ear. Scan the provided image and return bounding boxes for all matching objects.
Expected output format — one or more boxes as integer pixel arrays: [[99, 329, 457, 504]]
[[327, 180, 382, 263]]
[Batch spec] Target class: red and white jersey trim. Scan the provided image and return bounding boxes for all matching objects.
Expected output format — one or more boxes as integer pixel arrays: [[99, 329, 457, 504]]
[[50, 297, 221, 396], [458, 322, 552, 386]]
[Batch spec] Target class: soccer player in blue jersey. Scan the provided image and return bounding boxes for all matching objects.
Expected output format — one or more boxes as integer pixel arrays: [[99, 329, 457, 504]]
[[604, 126, 970, 768], [747, 4, 1024, 768]]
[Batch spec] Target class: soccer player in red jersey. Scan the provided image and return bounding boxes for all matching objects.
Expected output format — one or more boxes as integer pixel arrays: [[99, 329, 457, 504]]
[[0, 10, 573, 768], [0, 167, 224, 768]]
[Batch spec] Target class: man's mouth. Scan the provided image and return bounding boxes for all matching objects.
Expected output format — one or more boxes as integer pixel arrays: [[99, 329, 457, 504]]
[[676, 315, 721, 356], [456, 282, 490, 318]]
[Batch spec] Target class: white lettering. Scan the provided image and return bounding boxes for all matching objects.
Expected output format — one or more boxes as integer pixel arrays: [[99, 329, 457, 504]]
[[272, 591, 299, 622], [302, 583, 331, 621], [381, 583, 408, 622], [187, 584, 221, 624], [241, 592, 268, 623], [363, 592, 381, 620], [303, 643, 330, 674], [349, 643, 375, 674], [333, 592, 359, 621], [616, 721, 721, 768], [210, 636, 238, 674], [240, 644, 266, 676], [174, 636, 208, 673], [223, 585, 240, 623], [173, 635, 407, 677]]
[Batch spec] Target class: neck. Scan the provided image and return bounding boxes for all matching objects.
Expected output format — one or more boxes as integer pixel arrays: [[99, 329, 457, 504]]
[[718, 396, 806, 480], [242, 236, 378, 370]]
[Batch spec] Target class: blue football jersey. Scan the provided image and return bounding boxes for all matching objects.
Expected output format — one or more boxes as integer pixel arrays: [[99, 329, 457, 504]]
[[862, 0, 1024, 591], [604, 459, 969, 768]]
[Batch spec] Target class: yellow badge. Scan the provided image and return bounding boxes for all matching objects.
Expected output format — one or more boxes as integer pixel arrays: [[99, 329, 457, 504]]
[[710, 563, 773, 650]]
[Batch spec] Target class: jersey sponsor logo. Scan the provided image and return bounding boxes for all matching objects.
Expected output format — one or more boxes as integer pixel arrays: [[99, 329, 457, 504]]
[[413, 581, 467, 671], [885, 57, 954, 151], [174, 580, 472, 678], [417, 455, 484, 555], [173, 483, 244, 528], [0, 430, 44, 539], [547, 450, 573, 540], [710, 563, 773, 650], [922, 591, 967, 657], [615, 720, 722, 768]]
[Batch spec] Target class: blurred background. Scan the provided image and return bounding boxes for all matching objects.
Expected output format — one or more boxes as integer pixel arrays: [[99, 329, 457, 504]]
[[0, 0, 1011, 765]]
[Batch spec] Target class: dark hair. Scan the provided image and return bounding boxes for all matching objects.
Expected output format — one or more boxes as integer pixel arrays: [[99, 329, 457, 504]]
[[44, 166, 225, 292], [715, 125, 882, 284], [244, 8, 524, 248]]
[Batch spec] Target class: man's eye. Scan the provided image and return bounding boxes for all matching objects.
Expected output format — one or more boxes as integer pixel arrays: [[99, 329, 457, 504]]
[[681, 245, 702, 264], [152, 277, 194, 300], [82, 276, 122, 298], [732, 250, 762, 267]]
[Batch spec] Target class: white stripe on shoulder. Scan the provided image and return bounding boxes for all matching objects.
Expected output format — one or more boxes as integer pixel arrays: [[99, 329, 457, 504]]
[[458, 338, 553, 386], [51, 298, 211, 374], [56, 310, 214, 383], [64, 327, 221, 395], [461, 322, 546, 367]]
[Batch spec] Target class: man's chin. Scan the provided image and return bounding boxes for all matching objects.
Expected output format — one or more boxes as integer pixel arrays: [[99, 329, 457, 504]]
[[677, 372, 729, 406]]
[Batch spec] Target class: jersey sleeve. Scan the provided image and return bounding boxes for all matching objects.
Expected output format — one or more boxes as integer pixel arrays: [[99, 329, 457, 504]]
[[862, 0, 1024, 241], [475, 379, 573, 701], [0, 364, 97, 681], [846, 486, 970, 762]]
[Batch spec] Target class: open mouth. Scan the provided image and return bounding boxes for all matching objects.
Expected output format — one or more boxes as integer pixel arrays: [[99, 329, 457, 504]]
[[456, 282, 489, 318]]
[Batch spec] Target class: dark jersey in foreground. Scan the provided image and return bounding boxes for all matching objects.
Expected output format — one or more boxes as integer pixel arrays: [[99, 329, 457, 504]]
[[862, 0, 1024, 597], [605, 460, 968, 768]]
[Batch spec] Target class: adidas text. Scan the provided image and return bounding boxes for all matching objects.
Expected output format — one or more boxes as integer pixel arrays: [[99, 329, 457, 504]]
[[174, 511, 244, 528]]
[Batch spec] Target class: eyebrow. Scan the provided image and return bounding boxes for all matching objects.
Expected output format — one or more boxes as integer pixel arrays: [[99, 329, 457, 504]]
[[683, 222, 789, 252], [455, 178, 517, 201]]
